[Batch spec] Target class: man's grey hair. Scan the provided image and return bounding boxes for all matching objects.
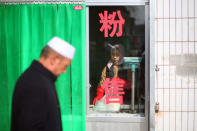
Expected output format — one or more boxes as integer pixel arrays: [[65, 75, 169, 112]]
[[40, 45, 62, 59]]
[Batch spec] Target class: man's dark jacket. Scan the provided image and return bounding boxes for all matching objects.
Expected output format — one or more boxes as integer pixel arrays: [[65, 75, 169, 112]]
[[11, 60, 62, 131]]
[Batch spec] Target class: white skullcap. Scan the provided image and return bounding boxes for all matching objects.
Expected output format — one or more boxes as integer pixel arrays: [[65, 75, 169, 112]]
[[47, 36, 75, 60]]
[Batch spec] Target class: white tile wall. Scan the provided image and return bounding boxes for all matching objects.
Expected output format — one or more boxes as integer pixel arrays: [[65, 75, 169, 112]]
[[163, 89, 170, 111], [157, 89, 164, 110], [183, 42, 188, 54], [163, 70, 170, 87], [157, 43, 164, 64], [176, 0, 182, 18], [170, 0, 175, 18], [155, 113, 163, 131], [175, 75, 182, 89], [195, 42, 197, 54], [195, 89, 197, 110], [188, 74, 195, 88], [195, 19, 197, 41], [182, 89, 188, 111], [169, 42, 176, 55], [169, 112, 176, 130], [182, 75, 188, 88], [196, 0, 197, 17], [188, 42, 195, 54], [163, 112, 170, 131], [169, 89, 176, 111], [155, 77, 158, 98], [188, 112, 195, 131], [188, 0, 194, 17], [182, 0, 188, 17], [157, 19, 164, 41], [176, 89, 182, 111], [155, 19, 158, 41], [189, 19, 195, 41], [164, 19, 170, 41], [188, 89, 194, 111], [182, 19, 189, 41], [157, 66, 164, 89], [170, 19, 176, 41], [169, 67, 176, 88], [155, 42, 158, 63], [175, 42, 182, 55], [157, 0, 163, 18], [155, 1, 197, 130], [182, 112, 188, 131], [155, 0, 158, 18], [163, 0, 169, 18], [195, 113, 197, 131], [163, 43, 169, 64], [175, 19, 182, 41], [176, 112, 182, 131]]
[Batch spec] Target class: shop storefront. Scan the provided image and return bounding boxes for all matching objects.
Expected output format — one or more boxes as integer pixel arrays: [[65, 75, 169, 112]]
[[85, 0, 154, 131], [0, 0, 154, 131]]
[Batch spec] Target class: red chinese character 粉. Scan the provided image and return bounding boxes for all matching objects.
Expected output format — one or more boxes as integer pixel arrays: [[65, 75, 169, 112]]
[[99, 10, 125, 38]]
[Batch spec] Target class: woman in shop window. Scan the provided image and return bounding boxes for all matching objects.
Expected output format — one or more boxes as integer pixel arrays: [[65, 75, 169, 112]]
[[93, 44, 131, 105]]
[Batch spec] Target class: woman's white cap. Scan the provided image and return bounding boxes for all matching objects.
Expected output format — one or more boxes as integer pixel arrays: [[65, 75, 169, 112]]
[[47, 36, 75, 60]]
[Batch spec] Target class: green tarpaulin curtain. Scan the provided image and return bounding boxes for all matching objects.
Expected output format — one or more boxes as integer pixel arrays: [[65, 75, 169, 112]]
[[0, 4, 86, 131]]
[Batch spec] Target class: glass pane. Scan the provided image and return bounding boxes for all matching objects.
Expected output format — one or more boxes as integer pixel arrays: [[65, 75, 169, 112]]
[[89, 6, 145, 116]]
